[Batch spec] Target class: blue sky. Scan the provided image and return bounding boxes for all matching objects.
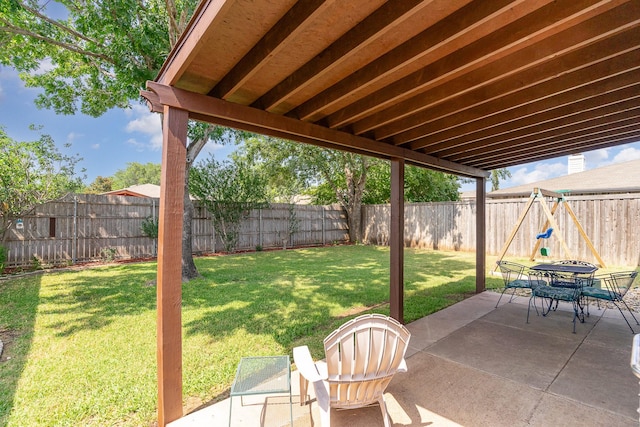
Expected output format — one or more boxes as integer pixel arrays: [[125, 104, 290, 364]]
[[0, 66, 230, 185], [1, 64, 639, 190]]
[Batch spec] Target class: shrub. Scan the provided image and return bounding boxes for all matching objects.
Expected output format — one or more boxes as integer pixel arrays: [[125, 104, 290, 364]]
[[0, 245, 7, 272]]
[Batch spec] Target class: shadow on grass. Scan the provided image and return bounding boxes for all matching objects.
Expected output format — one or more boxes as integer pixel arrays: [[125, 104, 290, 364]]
[[180, 246, 484, 403], [35, 263, 158, 337], [0, 275, 42, 425]]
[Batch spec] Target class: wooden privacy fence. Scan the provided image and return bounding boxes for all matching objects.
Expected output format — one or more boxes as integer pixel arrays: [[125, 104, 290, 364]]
[[5, 193, 640, 268], [362, 194, 640, 267], [3, 193, 349, 268]]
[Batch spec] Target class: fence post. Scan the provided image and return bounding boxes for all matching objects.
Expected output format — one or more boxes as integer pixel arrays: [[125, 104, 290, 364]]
[[322, 208, 326, 245], [259, 208, 263, 248], [72, 196, 78, 264]]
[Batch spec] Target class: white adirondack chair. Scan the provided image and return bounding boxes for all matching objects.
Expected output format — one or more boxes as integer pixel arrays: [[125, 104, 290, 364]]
[[293, 313, 411, 427]]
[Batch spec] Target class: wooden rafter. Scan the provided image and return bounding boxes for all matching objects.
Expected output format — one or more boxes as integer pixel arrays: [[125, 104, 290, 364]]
[[142, 81, 487, 178]]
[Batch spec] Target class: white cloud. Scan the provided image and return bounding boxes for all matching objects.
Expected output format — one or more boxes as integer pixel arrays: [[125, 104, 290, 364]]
[[35, 58, 55, 75], [612, 146, 640, 163], [507, 161, 566, 187], [583, 148, 610, 168], [66, 131, 83, 143], [126, 138, 147, 152], [125, 104, 163, 151], [91, 143, 100, 150]]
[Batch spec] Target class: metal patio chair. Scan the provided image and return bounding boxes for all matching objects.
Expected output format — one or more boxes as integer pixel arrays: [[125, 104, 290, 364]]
[[527, 270, 586, 333], [581, 271, 639, 333], [495, 260, 544, 308]]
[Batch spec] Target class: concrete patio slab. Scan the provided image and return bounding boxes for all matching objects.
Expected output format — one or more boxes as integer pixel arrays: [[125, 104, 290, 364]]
[[170, 291, 640, 427]]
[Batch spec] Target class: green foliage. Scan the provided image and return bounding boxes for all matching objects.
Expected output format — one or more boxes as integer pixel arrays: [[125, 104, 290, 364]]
[[189, 156, 269, 252], [0, 127, 84, 242], [140, 216, 159, 239], [30, 255, 42, 270], [0, 245, 7, 272], [490, 168, 512, 191], [236, 136, 371, 242], [100, 247, 117, 263], [83, 176, 113, 194], [111, 162, 161, 189], [363, 163, 460, 204], [0, 0, 197, 117]]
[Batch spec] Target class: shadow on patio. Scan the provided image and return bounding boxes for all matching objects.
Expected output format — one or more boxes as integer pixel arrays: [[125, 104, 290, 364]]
[[170, 291, 639, 426]]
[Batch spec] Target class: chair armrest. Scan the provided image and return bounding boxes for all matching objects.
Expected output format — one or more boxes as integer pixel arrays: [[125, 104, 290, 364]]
[[293, 346, 325, 382]]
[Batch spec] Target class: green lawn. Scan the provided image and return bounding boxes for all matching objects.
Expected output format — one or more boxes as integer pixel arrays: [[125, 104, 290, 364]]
[[0, 245, 497, 426]]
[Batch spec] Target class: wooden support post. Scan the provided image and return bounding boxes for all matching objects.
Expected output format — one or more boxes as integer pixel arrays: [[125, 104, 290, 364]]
[[493, 193, 536, 272], [476, 178, 486, 293], [564, 203, 606, 267], [390, 159, 404, 323], [157, 106, 188, 427]]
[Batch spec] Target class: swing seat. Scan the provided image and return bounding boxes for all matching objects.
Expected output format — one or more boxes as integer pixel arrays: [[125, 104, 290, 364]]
[[536, 228, 553, 239], [540, 247, 550, 256]]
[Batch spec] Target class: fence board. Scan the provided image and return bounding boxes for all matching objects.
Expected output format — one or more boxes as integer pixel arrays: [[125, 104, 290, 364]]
[[363, 195, 640, 267], [5, 193, 640, 268], [3, 195, 349, 267]]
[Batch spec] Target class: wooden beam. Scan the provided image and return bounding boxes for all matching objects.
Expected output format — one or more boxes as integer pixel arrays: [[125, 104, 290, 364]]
[[538, 194, 573, 260], [478, 133, 640, 170], [463, 121, 640, 166], [386, 47, 640, 144], [292, 0, 549, 121], [157, 106, 188, 426], [210, 0, 333, 99], [407, 82, 640, 152], [442, 107, 640, 161], [142, 81, 489, 178], [254, 0, 428, 112], [564, 202, 607, 267], [341, 0, 630, 133], [492, 191, 536, 272], [529, 200, 561, 261], [476, 178, 486, 293], [390, 158, 404, 323], [157, 0, 238, 86]]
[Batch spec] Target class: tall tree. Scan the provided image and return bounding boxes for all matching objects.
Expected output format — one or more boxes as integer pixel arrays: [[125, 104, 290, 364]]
[[237, 136, 372, 243], [84, 176, 113, 193], [0, 127, 83, 242], [111, 162, 161, 189], [490, 168, 512, 191], [0, 0, 225, 279], [363, 162, 460, 204], [189, 156, 268, 252]]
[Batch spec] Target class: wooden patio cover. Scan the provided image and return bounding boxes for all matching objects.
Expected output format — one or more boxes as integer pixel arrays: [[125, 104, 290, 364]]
[[140, 0, 640, 424]]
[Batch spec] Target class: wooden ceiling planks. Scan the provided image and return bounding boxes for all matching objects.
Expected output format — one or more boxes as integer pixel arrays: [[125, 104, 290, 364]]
[[150, 0, 640, 176]]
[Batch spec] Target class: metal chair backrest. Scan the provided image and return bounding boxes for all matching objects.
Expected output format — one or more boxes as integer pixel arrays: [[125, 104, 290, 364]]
[[602, 271, 638, 300], [496, 261, 526, 286]]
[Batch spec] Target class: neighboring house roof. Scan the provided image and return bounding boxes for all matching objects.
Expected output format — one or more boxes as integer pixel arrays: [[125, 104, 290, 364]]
[[489, 159, 640, 199], [102, 184, 161, 198]]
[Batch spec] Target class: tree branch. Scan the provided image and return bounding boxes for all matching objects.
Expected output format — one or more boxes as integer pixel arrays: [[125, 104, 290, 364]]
[[0, 21, 116, 65], [16, 1, 102, 47]]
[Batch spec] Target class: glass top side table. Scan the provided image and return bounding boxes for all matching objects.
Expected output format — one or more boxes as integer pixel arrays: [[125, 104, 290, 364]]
[[229, 355, 293, 426]]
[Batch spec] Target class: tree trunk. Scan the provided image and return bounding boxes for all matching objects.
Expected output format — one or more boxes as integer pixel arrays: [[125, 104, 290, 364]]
[[181, 177, 199, 281], [180, 129, 212, 281]]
